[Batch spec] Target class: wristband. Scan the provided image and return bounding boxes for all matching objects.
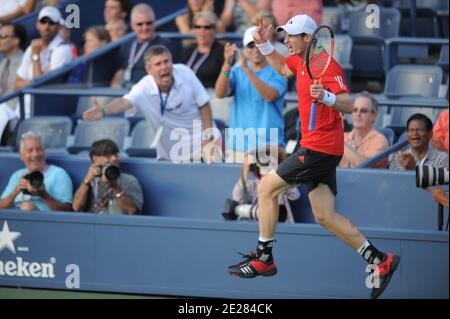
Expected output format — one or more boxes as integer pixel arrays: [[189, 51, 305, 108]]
[[220, 69, 230, 76], [255, 40, 274, 56], [101, 108, 107, 116], [320, 90, 336, 106]]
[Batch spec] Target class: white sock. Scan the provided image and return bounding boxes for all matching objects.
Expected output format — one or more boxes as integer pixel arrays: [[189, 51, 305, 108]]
[[357, 240, 371, 255], [258, 237, 274, 242]]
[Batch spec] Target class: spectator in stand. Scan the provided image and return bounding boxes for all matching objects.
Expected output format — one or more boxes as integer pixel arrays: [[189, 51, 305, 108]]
[[180, 11, 224, 89], [258, 0, 323, 25], [66, 25, 112, 84], [339, 91, 389, 168], [0, 0, 35, 24], [33, 0, 61, 12], [251, 11, 288, 56], [13, 6, 75, 90], [176, 0, 226, 34], [431, 109, 449, 154], [0, 131, 73, 212], [389, 113, 448, 171], [0, 23, 27, 144], [215, 26, 287, 163], [103, 0, 133, 24], [106, 18, 127, 42], [220, 0, 264, 33], [111, 3, 179, 88]]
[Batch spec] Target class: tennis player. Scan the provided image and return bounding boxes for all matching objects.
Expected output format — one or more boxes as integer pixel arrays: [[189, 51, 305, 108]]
[[226, 14, 400, 299]]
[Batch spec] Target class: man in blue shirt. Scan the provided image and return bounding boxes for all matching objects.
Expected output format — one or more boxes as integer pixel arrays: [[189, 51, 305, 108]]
[[215, 26, 287, 163], [0, 131, 73, 211]]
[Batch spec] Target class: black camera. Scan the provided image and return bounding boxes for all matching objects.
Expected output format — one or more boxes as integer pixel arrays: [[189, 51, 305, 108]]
[[100, 163, 121, 181], [22, 171, 44, 195], [416, 165, 449, 188]]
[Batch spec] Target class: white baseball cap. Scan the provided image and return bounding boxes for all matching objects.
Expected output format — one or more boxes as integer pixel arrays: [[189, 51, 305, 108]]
[[276, 14, 317, 35], [243, 26, 258, 47], [38, 6, 64, 25]]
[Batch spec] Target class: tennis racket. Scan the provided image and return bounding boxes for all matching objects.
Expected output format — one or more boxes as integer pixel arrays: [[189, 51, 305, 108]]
[[305, 25, 334, 131]]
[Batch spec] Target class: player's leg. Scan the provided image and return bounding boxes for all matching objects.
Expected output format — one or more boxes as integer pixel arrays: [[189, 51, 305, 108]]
[[227, 171, 293, 278], [308, 183, 400, 299]]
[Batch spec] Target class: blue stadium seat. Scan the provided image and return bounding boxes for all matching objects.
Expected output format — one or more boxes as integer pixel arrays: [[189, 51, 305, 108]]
[[0, 116, 72, 153], [384, 65, 444, 129], [125, 119, 157, 158], [378, 127, 395, 146], [349, 8, 401, 78], [384, 65, 443, 97], [68, 118, 130, 154], [322, 7, 343, 34], [437, 44, 449, 73]]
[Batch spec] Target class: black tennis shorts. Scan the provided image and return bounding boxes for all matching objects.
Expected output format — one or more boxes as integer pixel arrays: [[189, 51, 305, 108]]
[[276, 147, 342, 196]]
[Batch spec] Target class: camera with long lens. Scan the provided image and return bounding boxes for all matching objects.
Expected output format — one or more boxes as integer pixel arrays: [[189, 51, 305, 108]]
[[99, 163, 121, 181], [22, 171, 44, 195], [416, 165, 449, 188]]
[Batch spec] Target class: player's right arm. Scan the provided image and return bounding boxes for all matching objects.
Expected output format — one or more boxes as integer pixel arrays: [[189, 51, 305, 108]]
[[253, 19, 294, 79]]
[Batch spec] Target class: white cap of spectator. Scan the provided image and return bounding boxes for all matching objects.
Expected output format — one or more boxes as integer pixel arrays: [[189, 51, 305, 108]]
[[38, 6, 65, 26], [243, 26, 257, 47], [276, 14, 317, 35]]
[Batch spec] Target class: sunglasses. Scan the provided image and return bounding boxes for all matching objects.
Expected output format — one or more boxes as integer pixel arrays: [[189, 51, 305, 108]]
[[136, 21, 154, 26], [246, 42, 256, 49], [39, 17, 58, 25], [194, 25, 214, 30]]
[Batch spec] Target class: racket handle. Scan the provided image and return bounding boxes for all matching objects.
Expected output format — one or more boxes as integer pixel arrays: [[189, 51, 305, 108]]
[[309, 101, 317, 131]]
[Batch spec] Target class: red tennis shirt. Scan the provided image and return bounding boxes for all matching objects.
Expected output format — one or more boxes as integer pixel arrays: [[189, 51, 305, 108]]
[[285, 55, 350, 156]]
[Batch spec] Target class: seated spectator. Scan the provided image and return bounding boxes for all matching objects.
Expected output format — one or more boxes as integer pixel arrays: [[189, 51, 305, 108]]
[[389, 113, 449, 170], [66, 25, 112, 84], [106, 18, 127, 41], [339, 91, 389, 168], [13, 6, 75, 90], [0, 0, 35, 24], [103, 0, 133, 24], [111, 3, 179, 88], [221, 148, 300, 223], [176, 0, 226, 34], [0, 23, 27, 144], [431, 109, 449, 154], [258, 0, 323, 25], [215, 26, 287, 163], [251, 11, 288, 56], [83, 45, 221, 163], [180, 11, 224, 89], [220, 0, 264, 33], [33, 0, 60, 12], [72, 139, 143, 214], [0, 131, 73, 212]]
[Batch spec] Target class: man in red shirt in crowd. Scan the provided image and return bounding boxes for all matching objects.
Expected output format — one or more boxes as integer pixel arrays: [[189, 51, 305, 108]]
[[226, 14, 400, 299]]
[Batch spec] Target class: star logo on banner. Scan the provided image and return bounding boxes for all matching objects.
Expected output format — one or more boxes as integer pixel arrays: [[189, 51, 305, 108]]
[[0, 221, 21, 254]]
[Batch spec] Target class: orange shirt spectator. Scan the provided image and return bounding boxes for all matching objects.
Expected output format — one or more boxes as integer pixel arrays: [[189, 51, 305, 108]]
[[431, 109, 449, 154], [340, 129, 389, 168]]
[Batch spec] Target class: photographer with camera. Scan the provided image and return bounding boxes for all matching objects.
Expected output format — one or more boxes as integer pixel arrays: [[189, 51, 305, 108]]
[[0, 131, 73, 211], [221, 147, 300, 222], [72, 139, 143, 214]]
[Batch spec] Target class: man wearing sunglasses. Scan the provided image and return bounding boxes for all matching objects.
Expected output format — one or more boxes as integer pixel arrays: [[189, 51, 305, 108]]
[[215, 26, 287, 164], [339, 91, 389, 169], [14, 6, 75, 90], [111, 3, 178, 88]]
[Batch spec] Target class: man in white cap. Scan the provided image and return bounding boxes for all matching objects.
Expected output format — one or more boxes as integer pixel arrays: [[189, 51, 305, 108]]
[[215, 26, 287, 163], [14, 6, 75, 90], [226, 15, 400, 299]]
